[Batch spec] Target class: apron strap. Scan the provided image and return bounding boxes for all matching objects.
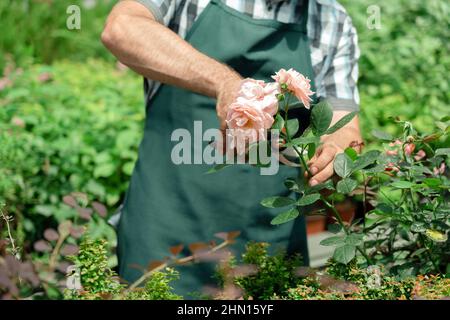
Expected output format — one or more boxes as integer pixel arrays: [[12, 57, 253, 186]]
[[296, 0, 309, 32]]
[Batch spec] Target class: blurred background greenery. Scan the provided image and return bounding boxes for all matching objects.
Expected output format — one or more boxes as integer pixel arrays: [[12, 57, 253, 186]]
[[0, 0, 448, 281]]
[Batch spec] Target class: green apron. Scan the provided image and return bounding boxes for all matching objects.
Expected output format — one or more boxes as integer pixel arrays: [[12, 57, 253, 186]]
[[118, 0, 316, 297]]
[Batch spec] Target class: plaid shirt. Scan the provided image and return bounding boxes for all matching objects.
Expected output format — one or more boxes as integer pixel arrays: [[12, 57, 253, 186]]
[[136, 0, 360, 111]]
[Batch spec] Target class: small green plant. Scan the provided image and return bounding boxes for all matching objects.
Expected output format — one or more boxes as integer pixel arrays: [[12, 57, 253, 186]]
[[64, 237, 122, 299], [64, 236, 183, 300], [124, 268, 182, 300], [217, 242, 303, 300]]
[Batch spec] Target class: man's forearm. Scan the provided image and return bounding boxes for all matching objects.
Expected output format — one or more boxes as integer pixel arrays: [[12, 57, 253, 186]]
[[101, 0, 239, 98]]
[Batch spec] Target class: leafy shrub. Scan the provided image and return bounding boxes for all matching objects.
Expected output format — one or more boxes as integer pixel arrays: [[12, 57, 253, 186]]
[[124, 269, 182, 300], [216, 242, 303, 300], [64, 236, 182, 300], [0, 0, 115, 70], [254, 108, 449, 277], [0, 59, 142, 250], [64, 237, 122, 299], [340, 0, 449, 138]]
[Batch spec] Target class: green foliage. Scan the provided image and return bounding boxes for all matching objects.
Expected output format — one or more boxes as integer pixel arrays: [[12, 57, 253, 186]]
[[65, 237, 122, 299], [0, 59, 142, 249], [0, 0, 115, 70], [262, 106, 449, 274], [340, 0, 449, 138], [223, 242, 303, 300], [124, 269, 182, 300], [65, 237, 182, 300]]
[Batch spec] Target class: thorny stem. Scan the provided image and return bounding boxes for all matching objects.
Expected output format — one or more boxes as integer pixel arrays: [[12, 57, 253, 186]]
[[419, 234, 440, 273], [294, 145, 313, 177], [281, 92, 313, 177], [322, 197, 373, 265], [1, 205, 19, 259], [127, 240, 231, 291], [49, 233, 69, 271]]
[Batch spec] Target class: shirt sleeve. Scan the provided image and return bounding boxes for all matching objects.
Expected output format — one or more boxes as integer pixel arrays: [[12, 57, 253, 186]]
[[320, 14, 360, 112], [135, 0, 180, 26]]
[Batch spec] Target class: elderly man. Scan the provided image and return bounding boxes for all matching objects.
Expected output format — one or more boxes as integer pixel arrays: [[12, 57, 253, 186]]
[[102, 0, 362, 295]]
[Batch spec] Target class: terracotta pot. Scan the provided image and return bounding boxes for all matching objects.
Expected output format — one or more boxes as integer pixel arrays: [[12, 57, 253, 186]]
[[326, 199, 356, 225], [306, 215, 327, 235]]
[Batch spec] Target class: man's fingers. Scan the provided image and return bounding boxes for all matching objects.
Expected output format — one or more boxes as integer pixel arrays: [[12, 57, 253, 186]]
[[309, 162, 334, 186], [309, 145, 337, 175], [304, 148, 321, 177]]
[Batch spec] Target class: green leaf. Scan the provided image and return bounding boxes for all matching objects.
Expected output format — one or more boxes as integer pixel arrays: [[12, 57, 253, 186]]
[[297, 193, 321, 206], [305, 179, 335, 194], [344, 147, 358, 161], [94, 163, 116, 178], [328, 224, 342, 234], [325, 112, 358, 135], [410, 222, 426, 233], [320, 235, 345, 246], [272, 114, 285, 131], [435, 148, 450, 157], [289, 136, 320, 146], [333, 153, 353, 178], [345, 234, 363, 246], [286, 119, 299, 138], [372, 129, 393, 141], [206, 164, 230, 174], [411, 248, 428, 258], [352, 150, 381, 171], [391, 181, 414, 189], [270, 208, 299, 225], [333, 245, 356, 264], [423, 178, 442, 188], [307, 143, 316, 159], [284, 178, 304, 193], [336, 178, 358, 194], [261, 196, 296, 208], [122, 161, 135, 176], [311, 101, 333, 135], [425, 229, 448, 243]]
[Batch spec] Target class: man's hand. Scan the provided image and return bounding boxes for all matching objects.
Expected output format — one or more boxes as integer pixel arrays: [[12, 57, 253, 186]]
[[306, 111, 362, 186], [215, 73, 243, 130]]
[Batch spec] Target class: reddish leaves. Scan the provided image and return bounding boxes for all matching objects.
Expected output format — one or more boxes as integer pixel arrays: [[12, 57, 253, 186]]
[[43, 228, 59, 242], [169, 244, 184, 256]]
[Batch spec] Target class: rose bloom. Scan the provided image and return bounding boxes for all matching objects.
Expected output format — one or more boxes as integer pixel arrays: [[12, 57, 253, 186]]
[[386, 149, 398, 156], [237, 78, 280, 116], [404, 143, 416, 156], [385, 162, 400, 172], [414, 149, 426, 161], [226, 101, 274, 153], [271, 68, 314, 108], [225, 79, 281, 154], [433, 162, 446, 175], [389, 140, 402, 147]]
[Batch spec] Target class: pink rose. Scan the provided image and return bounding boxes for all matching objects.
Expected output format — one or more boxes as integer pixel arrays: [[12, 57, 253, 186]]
[[433, 162, 446, 175], [237, 79, 280, 116], [271, 68, 314, 109], [414, 149, 426, 161], [386, 150, 398, 156], [226, 101, 274, 153], [389, 140, 402, 147], [385, 162, 399, 172], [404, 143, 416, 156]]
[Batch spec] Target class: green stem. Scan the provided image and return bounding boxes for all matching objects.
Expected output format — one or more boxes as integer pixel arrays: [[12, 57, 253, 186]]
[[322, 197, 373, 265], [419, 234, 440, 273], [322, 197, 348, 234], [281, 93, 313, 177], [294, 145, 313, 177]]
